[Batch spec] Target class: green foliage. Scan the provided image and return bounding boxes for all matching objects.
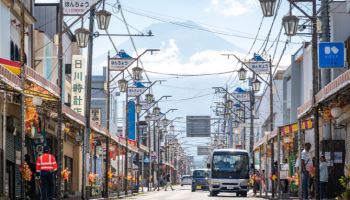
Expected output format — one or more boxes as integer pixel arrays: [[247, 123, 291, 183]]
[[339, 176, 350, 200]]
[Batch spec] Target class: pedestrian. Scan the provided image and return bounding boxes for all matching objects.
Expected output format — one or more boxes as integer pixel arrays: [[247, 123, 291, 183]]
[[320, 155, 328, 199], [281, 159, 289, 193], [164, 173, 174, 191], [301, 142, 312, 200], [36, 146, 57, 200], [25, 154, 36, 199]]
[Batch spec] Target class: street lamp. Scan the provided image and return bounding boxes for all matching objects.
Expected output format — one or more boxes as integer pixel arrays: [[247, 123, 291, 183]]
[[132, 66, 143, 81], [145, 93, 154, 103], [145, 115, 151, 123], [237, 107, 244, 119], [252, 79, 261, 93], [136, 103, 142, 114], [169, 124, 175, 132], [95, 9, 111, 30], [282, 14, 299, 36], [233, 120, 240, 128], [259, 0, 277, 17], [238, 66, 247, 81], [118, 78, 128, 92], [162, 117, 169, 128], [224, 112, 231, 119], [226, 99, 233, 109], [153, 106, 161, 116], [74, 27, 90, 48]]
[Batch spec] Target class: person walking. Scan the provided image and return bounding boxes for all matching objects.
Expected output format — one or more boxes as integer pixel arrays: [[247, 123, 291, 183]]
[[301, 143, 312, 200], [319, 155, 328, 199], [25, 154, 36, 199], [164, 173, 174, 191], [36, 146, 57, 200]]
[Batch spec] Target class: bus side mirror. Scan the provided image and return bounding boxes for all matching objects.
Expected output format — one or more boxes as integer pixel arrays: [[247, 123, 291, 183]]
[[207, 163, 210, 169]]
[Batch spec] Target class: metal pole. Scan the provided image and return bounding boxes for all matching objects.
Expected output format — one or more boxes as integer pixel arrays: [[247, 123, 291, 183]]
[[19, 2, 26, 198], [81, 127, 86, 200], [311, 1, 320, 198], [265, 137, 268, 197], [269, 58, 275, 198], [152, 121, 156, 189], [297, 119, 302, 199], [157, 129, 160, 191], [1, 91, 6, 196], [250, 89, 255, 162], [259, 146, 262, 197], [83, 5, 95, 199], [277, 128, 281, 199], [116, 142, 120, 198], [148, 120, 151, 191], [104, 52, 111, 198], [124, 87, 129, 195], [136, 97, 140, 193]]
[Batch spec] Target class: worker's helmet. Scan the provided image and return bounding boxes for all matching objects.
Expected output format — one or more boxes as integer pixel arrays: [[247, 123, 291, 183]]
[[43, 146, 50, 153]]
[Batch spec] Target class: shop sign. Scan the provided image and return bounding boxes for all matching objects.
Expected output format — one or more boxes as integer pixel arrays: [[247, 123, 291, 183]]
[[109, 58, 135, 71], [71, 55, 86, 115], [91, 108, 101, 126], [127, 87, 147, 97], [140, 100, 151, 110], [247, 61, 270, 74], [63, 0, 94, 15], [318, 42, 345, 68]]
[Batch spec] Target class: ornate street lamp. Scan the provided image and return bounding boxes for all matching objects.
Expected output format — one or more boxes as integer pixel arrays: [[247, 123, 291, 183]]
[[226, 99, 233, 109], [136, 103, 142, 114], [233, 120, 240, 128], [237, 107, 244, 119], [95, 9, 111, 30], [145, 93, 154, 103], [74, 27, 90, 48], [153, 106, 160, 116], [162, 117, 169, 128], [145, 115, 151, 123], [118, 78, 128, 92], [132, 66, 143, 81], [169, 124, 175, 132], [282, 14, 299, 36], [259, 0, 277, 17], [252, 79, 261, 93], [238, 66, 247, 81], [225, 112, 231, 119]]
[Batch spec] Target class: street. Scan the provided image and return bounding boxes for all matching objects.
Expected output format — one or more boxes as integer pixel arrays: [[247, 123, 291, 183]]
[[126, 186, 263, 200]]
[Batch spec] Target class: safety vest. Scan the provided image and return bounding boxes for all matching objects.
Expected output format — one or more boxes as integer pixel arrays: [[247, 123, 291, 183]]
[[36, 153, 57, 172]]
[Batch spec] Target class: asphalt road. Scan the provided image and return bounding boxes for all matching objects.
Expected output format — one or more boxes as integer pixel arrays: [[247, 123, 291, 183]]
[[125, 185, 264, 200]]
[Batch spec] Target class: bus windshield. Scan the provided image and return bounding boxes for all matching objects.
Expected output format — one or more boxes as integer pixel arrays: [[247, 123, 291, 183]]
[[212, 152, 249, 179]]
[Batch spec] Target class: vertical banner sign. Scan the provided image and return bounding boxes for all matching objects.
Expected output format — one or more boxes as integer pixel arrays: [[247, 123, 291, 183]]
[[128, 100, 136, 141], [71, 55, 86, 115], [63, 0, 93, 15]]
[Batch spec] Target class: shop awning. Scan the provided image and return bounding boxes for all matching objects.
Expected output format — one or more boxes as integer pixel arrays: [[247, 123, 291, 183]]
[[139, 144, 149, 153], [280, 119, 313, 136], [0, 64, 22, 91], [62, 105, 85, 125]]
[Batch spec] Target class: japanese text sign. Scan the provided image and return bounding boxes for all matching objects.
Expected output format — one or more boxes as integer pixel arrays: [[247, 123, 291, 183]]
[[71, 55, 86, 115]]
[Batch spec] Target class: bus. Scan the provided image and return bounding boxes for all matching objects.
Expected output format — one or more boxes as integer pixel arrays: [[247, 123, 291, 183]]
[[207, 149, 249, 197]]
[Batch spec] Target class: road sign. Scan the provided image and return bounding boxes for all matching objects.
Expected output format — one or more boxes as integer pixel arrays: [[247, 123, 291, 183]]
[[186, 116, 211, 137], [197, 146, 210, 155], [63, 0, 95, 15], [318, 42, 345, 68], [127, 87, 147, 97]]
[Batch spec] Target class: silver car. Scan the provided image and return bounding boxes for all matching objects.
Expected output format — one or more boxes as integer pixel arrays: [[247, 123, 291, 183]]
[[180, 175, 192, 186]]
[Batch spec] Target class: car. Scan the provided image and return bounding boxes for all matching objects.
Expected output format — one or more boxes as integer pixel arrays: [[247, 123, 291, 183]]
[[191, 169, 210, 192], [180, 175, 192, 186]]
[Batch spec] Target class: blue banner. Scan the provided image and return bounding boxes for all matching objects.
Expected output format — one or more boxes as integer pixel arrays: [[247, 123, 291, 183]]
[[128, 100, 136, 140]]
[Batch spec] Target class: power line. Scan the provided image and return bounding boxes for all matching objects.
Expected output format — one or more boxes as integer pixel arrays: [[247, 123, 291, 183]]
[[144, 69, 238, 77]]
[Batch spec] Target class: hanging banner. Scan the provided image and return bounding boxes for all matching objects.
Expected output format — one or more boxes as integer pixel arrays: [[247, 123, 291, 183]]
[[71, 55, 86, 115], [109, 50, 135, 71], [128, 101, 136, 141]]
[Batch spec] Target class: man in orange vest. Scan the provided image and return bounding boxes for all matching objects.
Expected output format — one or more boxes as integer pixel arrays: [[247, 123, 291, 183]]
[[36, 146, 57, 200]]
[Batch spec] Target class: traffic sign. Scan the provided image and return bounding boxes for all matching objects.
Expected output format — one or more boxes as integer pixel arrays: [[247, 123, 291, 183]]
[[318, 42, 345, 68]]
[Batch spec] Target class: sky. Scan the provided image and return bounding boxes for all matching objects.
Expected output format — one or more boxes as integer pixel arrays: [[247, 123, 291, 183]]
[[59, 0, 310, 166]]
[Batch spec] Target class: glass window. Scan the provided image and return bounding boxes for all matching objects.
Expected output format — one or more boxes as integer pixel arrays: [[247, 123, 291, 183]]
[[213, 153, 248, 172], [193, 170, 209, 178]]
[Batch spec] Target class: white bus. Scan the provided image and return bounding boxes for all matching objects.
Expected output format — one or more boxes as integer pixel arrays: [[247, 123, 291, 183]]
[[207, 149, 249, 197]]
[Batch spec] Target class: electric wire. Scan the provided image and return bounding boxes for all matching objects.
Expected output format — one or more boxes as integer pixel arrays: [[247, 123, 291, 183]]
[[144, 69, 238, 77]]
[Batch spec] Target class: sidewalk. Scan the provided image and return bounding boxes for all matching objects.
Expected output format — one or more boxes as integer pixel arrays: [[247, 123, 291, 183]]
[[66, 188, 154, 200], [248, 191, 299, 199]]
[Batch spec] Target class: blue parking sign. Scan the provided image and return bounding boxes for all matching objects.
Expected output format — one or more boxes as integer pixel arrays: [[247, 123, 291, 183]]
[[318, 42, 345, 68]]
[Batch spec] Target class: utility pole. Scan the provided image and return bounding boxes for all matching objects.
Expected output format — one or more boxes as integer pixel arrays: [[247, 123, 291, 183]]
[[104, 52, 111, 198], [136, 96, 141, 193], [20, 2, 26, 198], [1, 92, 6, 197], [269, 57, 275, 198], [124, 87, 129, 195]]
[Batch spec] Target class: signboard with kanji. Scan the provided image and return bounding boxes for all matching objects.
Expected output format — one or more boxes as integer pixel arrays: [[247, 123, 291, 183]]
[[318, 42, 345, 68], [91, 108, 101, 126], [63, 0, 94, 15], [247, 61, 270, 74], [71, 55, 86, 115], [232, 92, 250, 102]]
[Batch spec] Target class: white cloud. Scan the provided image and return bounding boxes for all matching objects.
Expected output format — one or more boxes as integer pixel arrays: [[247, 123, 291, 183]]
[[209, 0, 257, 16], [136, 39, 244, 75]]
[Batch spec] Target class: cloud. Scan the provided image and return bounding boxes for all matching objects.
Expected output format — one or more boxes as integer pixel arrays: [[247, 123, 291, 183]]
[[137, 39, 244, 75], [209, 0, 258, 16]]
